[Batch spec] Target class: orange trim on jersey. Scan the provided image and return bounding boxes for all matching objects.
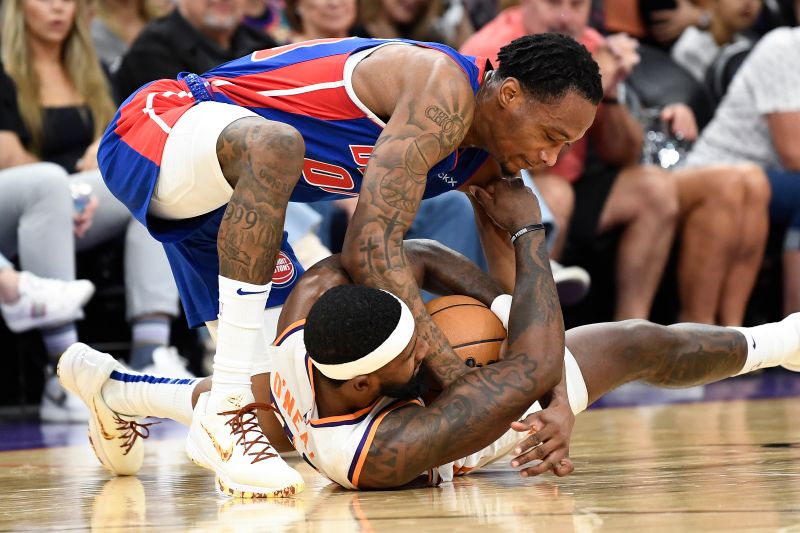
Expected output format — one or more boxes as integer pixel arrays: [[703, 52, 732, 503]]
[[350, 399, 423, 488], [308, 396, 382, 427], [273, 319, 306, 346]]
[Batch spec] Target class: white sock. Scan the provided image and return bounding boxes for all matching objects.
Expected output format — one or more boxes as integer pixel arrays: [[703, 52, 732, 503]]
[[731, 318, 800, 375], [101, 369, 199, 425], [210, 276, 271, 406]]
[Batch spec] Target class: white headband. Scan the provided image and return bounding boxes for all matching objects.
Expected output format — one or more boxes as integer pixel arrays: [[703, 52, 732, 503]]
[[311, 292, 415, 380]]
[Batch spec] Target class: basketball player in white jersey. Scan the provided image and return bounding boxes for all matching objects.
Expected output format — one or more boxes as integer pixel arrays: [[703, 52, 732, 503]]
[[59, 179, 800, 492]]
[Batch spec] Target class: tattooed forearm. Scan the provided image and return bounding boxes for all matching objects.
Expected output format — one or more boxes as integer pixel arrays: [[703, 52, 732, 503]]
[[216, 119, 304, 284], [342, 70, 476, 388]]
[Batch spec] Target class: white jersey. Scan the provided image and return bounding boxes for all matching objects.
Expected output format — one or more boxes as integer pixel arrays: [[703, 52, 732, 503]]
[[270, 321, 589, 489]]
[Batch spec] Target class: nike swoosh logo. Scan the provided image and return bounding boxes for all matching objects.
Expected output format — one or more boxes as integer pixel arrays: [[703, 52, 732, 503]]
[[236, 288, 269, 296], [202, 422, 234, 462], [93, 398, 115, 441], [752, 337, 757, 350]]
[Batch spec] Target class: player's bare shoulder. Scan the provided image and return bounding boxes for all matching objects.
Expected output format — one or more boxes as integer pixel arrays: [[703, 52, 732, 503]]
[[351, 44, 476, 124]]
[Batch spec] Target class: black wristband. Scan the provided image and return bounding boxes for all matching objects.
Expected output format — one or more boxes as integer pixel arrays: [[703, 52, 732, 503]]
[[510, 223, 545, 245]]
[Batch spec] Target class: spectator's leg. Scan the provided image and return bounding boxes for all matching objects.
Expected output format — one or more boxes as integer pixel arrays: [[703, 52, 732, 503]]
[[531, 174, 574, 261], [765, 168, 800, 315], [73, 170, 181, 371], [717, 164, 770, 325], [673, 166, 743, 324], [0, 164, 81, 355], [597, 165, 678, 320]]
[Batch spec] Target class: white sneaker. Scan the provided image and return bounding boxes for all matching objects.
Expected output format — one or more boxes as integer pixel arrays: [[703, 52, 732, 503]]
[[40, 371, 90, 423], [1, 272, 94, 333], [187, 392, 305, 498], [58, 343, 153, 475], [141, 346, 196, 378], [550, 260, 591, 306], [781, 313, 800, 372]]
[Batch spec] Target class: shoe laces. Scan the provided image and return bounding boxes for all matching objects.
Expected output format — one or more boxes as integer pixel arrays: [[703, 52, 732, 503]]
[[219, 403, 279, 464], [114, 413, 158, 455]]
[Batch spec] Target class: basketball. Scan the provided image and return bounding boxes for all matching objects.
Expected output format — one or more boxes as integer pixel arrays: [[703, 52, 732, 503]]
[[426, 295, 506, 369]]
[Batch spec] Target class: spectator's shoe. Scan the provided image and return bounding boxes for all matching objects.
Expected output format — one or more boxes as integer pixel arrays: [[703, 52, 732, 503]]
[[40, 368, 90, 423], [550, 261, 591, 306], [187, 392, 305, 498], [58, 343, 153, 475], [141, 346, 196, 378], [781, 313, 800, 371], [1, 272, 94, 333]]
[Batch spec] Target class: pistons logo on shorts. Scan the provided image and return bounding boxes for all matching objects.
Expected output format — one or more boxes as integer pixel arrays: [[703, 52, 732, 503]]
[[272, 251, 297, 288]]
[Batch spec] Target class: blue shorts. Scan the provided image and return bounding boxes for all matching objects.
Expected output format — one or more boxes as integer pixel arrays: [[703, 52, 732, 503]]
[[163, 206, 304, 328]]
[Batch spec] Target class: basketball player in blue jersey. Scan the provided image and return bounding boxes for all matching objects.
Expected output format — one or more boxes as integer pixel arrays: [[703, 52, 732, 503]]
[[60, 179, 800, 492], [95, 33, 601, 496]]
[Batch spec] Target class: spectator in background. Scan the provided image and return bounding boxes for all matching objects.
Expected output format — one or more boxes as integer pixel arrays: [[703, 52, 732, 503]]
[[686, 26, 800, 315], [243, 0, 293, 44], [352, 0, 447, 43], [462, 0, 771, 325], [284, 0, 356, 42], [1, 58, 97, 420], [671, 0, 761, 83], [642, 0, 713, 48], [1, 0, 190, 422], [114, 0, 277, 102], [90, 0, 174, 76]]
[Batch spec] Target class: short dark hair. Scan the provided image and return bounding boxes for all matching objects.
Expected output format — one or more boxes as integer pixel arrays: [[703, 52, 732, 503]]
[[305, 285, 401, 368], [497, 33, 603, 105]]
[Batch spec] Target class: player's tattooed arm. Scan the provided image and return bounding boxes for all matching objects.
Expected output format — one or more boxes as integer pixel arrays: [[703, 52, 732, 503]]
[[358, 181, 565, 489], [341, 58, 476, 389]]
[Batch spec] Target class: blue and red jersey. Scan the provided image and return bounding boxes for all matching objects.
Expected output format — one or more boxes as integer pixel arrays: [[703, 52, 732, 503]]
[[97, 37, 491, 327]]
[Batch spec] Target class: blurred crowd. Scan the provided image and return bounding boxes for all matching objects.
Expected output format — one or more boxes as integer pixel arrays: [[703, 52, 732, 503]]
[[0, 0, 798, 421]]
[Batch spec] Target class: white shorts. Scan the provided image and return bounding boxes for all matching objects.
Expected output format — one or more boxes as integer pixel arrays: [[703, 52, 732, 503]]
[[439, 347, 588, 480], [148, 101, 259, 220]]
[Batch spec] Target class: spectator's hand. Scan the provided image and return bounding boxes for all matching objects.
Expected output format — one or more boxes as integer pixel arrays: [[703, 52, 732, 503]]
[[74, 195, 99, 238], [509, 402, 576, 477], [469, 177, 542, 233], [661, 104, 698, 141], [650, 0, 703, 44], [76, 139, 100, 172], [595, 34, 640, 96]]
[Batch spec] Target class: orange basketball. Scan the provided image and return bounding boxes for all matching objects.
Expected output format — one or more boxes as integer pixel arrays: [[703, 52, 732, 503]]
[[426, 295, 506, 369]]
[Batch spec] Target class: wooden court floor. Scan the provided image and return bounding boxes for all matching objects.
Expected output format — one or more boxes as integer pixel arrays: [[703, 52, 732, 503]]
[[1, 398, 799, 532]]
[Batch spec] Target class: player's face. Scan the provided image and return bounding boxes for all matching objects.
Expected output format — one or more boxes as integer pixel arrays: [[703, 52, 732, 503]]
[[714, 0, 761, 33], [22, 0, 77, 47], [488, 89, 597, 175], [376, 327, 429, 400], [520, 0, 591, 40]]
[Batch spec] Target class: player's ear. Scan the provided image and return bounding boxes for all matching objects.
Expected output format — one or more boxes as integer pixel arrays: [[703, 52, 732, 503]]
[[349, 375, 376, 395], [498, 77, 522, 109]]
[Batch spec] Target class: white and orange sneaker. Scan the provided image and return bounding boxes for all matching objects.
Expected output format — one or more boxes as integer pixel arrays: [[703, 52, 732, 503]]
[[186, 392, 304, 498], [58, 343, 153, 476]]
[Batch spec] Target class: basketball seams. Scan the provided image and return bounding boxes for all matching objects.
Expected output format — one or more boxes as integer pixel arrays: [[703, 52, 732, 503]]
[[428, 302, 488, 317], [451, 338, 505, 350]]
